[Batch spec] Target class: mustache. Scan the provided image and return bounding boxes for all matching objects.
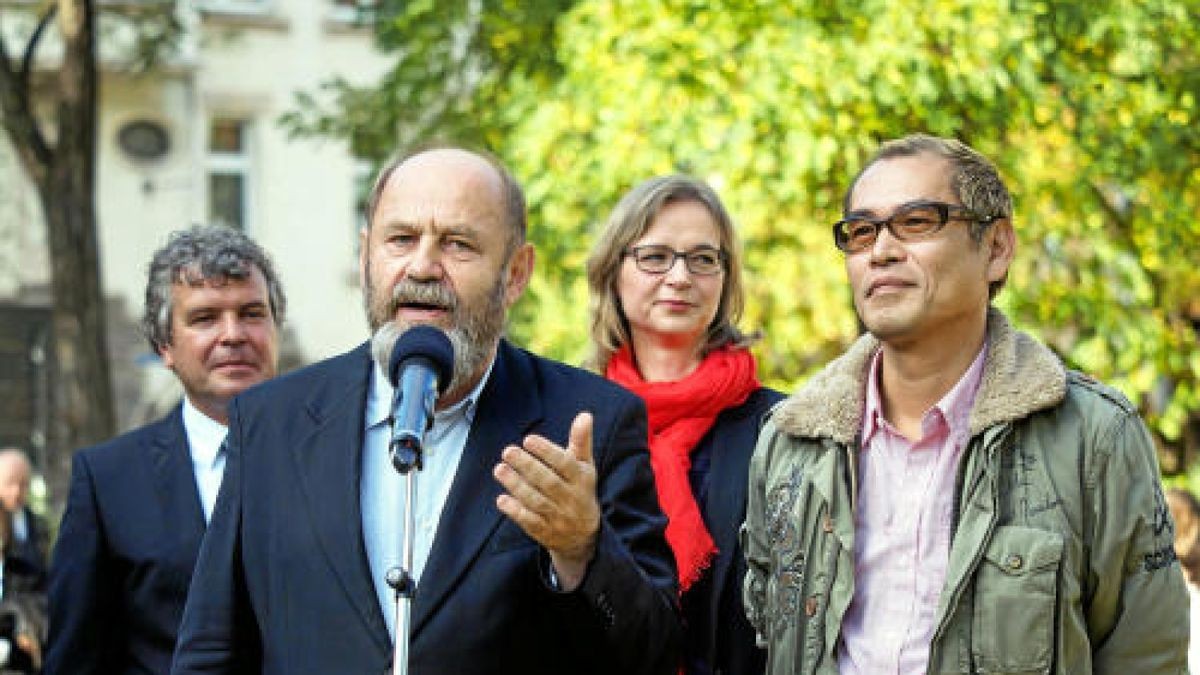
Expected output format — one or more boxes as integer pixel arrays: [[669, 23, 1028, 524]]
[[388, 279, 458, 314]]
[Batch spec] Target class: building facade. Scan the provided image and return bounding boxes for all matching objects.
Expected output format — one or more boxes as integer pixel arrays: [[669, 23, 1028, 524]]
[[0, 0, 390, 466]]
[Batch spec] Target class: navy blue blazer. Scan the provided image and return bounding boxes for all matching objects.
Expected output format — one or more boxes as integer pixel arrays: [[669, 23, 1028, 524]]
[[684, 387, 784, 675], [46, 406, 207, 675], [172, 340, 681, 674]]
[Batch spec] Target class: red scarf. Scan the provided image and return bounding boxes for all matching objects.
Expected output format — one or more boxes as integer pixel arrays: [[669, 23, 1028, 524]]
[[606, 344, 761, 592]]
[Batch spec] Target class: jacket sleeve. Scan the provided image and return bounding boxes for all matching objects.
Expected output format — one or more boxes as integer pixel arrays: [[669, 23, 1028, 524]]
[[740, 417, 774, 648], [1086, 407, 1189, 673], [44, 452, 120, 675], [171, 401, 261, 673], [548, 395, 682, 675]]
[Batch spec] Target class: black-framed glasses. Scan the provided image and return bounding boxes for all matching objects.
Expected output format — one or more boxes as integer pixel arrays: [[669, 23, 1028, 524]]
[[624, 244, 727, 276], [832, 200, 1001, 253]]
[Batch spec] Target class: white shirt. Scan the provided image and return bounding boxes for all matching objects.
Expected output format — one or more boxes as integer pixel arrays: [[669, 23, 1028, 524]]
[[181, 397, 229, 524], [10, 509, 28, 543], [361, 359, 492, 639]]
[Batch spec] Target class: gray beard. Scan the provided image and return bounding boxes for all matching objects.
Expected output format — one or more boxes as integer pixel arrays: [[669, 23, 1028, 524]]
[[367, 276, 506, 400]]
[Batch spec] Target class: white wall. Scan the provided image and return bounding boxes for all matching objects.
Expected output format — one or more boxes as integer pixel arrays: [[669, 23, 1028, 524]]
[[94, 1, 392, 365]]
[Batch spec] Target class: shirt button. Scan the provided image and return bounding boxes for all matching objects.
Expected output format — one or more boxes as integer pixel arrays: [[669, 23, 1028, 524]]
[[822, 515, 834, 533], [1006, 554, 1023, 571]]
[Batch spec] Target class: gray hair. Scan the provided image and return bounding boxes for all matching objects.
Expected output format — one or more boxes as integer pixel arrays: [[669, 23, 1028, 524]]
[[845, 133, 1013, 296], [142, 225, 286, 351], [364, 145, 527, 253]]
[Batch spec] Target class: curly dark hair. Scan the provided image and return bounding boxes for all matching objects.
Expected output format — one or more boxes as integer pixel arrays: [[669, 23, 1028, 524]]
[[141, 225, 286, 352]]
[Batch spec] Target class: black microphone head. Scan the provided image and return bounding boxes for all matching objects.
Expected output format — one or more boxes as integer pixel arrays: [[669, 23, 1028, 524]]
[[387, 326, 455, 394]]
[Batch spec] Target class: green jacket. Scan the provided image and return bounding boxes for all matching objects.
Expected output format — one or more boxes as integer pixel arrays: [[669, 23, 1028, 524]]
[[742, 310, 1188, 674]]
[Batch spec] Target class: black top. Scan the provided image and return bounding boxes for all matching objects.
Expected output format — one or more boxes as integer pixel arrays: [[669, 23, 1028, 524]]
[[681, 386, 784, 675], [1, 549, 47, 674]]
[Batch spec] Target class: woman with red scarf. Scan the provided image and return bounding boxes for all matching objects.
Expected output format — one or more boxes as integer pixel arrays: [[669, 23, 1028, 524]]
[[587, 175, 783, 675]]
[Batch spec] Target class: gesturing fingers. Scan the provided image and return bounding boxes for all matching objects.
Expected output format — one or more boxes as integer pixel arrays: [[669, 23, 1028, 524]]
[[568, 412, 593, 465], [494, 445, 556, 512], [493, 412, 601, 559], [514, 413, 596, 486]]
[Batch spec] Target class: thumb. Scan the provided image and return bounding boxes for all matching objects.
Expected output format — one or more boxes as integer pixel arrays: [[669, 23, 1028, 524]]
[[568, 411, 594, 465]]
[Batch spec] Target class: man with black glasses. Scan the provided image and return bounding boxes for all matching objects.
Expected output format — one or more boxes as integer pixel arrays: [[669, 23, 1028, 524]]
[[741, 133, 1188, 673]]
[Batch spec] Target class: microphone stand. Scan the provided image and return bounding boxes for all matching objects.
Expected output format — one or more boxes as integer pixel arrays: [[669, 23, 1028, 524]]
[[387, 436, 423, 675]]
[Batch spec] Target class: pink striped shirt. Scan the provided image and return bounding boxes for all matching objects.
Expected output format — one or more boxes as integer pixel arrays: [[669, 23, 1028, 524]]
[[837, 345, 987, 674]]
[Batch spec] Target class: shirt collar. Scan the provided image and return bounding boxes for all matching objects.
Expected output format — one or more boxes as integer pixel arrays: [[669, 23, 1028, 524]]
[[365, 352, 495, 430], [181, 396, 229, 469], [862, 349, 886, 443], [936, 343, 987, 442], [861, 342, 988, 445]]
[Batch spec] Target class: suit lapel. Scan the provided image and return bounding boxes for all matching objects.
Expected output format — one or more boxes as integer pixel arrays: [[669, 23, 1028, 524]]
[[147, 406, 206, 565], [290, 345, 392, 651], [412, 341, 542, 634]]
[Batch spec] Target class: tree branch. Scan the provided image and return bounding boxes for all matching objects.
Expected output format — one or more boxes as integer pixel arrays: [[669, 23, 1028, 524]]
[[397, 0, 485, 148], [0, 8, 53, 181], [55, 0, 97, 173], [22, 4, 59, 88]]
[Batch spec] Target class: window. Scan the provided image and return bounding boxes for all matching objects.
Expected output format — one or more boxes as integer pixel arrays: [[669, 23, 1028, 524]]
[[200, 0, 271, 15], [206, 118, 253, 231], [329, 0, 378, 24]]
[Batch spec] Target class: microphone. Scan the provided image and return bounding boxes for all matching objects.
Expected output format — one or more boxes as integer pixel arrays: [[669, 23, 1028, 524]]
[[386, 326, 455, 473]]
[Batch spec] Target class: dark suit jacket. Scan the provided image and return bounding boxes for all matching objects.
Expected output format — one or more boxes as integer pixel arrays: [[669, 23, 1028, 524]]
[[685, 387, 783, 675], [46, 407, 207, 675], [1, 540, 48, 674], [172, 341, 681, 674], [8, 507, 50, 585]]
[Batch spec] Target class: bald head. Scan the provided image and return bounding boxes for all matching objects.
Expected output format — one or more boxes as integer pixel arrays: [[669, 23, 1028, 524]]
[[0, 448, 32, 513], [365, 147, 527, 252]]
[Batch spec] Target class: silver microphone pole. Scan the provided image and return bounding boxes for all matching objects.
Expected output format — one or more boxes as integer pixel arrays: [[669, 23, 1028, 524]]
[[379, 325, 452, 675], [388, 431, 424, 675]]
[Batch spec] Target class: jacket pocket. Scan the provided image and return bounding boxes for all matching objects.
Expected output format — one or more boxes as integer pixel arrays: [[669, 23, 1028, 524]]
[[971, 525, 1063, 674]]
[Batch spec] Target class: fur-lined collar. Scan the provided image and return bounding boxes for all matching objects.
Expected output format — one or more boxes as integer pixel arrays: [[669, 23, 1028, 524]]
[[773, 309, 1067, 442]]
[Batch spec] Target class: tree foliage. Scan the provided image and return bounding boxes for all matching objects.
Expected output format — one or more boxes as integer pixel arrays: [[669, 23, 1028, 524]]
[[292, 0, 1200, 464]]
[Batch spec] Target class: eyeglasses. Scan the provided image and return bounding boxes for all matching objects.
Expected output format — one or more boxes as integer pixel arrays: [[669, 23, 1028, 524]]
[[624, 244, 727, 276], [832, 200, 1001, 253]]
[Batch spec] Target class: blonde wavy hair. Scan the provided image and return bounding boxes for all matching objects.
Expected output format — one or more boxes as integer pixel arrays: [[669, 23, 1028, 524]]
[[586, 175, 753, 371]]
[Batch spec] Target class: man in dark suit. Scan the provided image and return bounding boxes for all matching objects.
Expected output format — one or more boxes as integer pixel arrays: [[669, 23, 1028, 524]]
[[0, 448, 49, 583], [45, 225, 286, 674], [171, 147, 681, 674]]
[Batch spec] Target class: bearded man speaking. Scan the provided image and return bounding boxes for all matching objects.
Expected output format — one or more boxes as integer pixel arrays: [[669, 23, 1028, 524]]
[[170, 147, 681, 675]]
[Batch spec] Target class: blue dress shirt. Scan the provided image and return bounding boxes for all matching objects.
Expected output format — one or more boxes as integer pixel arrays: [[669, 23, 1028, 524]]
[[361, 360, 492, 639]]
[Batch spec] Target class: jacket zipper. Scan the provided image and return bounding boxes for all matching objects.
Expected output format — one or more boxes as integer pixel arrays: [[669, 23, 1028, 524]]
[[929, 425, 1010, 654]]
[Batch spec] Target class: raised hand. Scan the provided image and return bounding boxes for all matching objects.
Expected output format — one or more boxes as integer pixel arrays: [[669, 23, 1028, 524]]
[[494, 412, 600, 591]]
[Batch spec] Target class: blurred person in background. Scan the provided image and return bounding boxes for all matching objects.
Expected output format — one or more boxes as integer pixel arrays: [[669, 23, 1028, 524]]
[[45, 225, 285, 674], [0, 450, 48, 584], [588, 175, 783, 674], [0, 478, 46, 674]]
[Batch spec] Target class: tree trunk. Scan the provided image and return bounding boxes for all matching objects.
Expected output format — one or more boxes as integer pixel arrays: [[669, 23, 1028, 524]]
[[38, 170, 115, 516], [42, 0, 113, 516], [0, 0, 114, 515]]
